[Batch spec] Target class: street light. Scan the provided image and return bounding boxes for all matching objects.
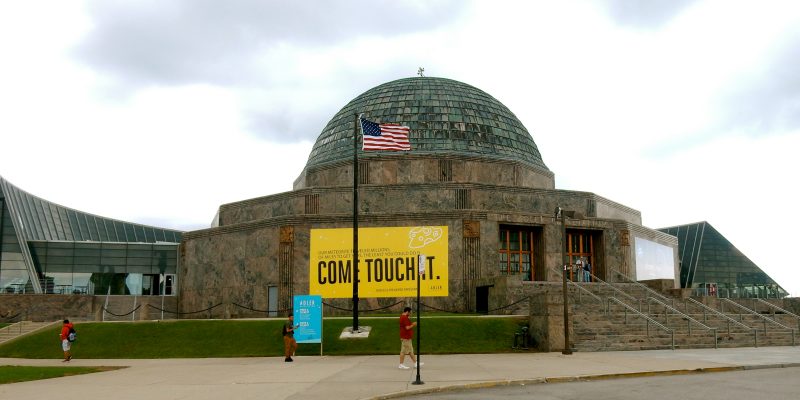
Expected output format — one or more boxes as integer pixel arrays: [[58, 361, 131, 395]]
[[555, 206, 580, 355]]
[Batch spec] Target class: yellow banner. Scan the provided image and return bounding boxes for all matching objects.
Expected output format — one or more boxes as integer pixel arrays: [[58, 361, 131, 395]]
[[309, 226, 448, 298]]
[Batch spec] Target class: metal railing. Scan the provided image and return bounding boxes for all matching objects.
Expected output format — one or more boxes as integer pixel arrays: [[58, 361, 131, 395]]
[[606, 297, 675, 349], [751, 298, 800, 331], [549, 266, 605, 307], [684, 298, 759, 347], [613, 270, 673, 306], [585, 271, 640, 306], [720, 298, 796, 346], [643, 297, 717, 346]]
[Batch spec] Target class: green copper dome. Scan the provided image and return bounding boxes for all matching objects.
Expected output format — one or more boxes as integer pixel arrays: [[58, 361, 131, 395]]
[[305, 77, 549, 171]]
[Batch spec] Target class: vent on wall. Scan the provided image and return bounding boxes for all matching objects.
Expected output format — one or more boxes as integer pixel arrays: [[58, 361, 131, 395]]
[[279, 241, 293, 312], [305, 194, 319, 214], [439, 159, 452, 182], [455, 189, 471, 209], [359, 161, 370, 184]]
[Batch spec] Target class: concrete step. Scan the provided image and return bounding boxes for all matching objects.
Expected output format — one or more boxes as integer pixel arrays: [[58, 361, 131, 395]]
[[0, 320, 59, 345]]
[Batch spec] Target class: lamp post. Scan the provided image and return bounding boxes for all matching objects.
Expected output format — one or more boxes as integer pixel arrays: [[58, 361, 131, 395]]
[[555, 206, 574, 355]]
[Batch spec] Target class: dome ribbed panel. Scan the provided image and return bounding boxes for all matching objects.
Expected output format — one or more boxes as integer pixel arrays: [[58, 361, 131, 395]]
[[305, 77, 548, 171]]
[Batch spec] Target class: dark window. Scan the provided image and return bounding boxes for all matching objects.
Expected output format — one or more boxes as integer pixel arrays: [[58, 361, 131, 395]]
[[499, 227, 537, 281]]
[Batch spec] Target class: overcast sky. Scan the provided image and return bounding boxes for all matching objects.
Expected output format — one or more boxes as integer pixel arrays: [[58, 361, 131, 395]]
[[1, 0, 798, 296]]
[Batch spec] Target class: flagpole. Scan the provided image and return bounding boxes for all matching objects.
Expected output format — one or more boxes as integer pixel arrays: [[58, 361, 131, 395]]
[[413, 254, 424, 385], [352, 113, 361, 332]]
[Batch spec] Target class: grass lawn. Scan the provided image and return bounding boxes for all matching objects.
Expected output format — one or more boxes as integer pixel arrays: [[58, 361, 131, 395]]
[[0, 316, 530, 359], [0, 365, 123, 384], [0, 323, 10, 329]]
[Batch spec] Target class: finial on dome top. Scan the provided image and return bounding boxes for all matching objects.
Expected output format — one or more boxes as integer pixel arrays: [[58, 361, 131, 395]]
[[417, 67, 425, 77]]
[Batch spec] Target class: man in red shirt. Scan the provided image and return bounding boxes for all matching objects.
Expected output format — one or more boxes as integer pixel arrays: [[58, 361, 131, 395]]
[[59, 319, 74, 362], [398, 307, 422, 369]]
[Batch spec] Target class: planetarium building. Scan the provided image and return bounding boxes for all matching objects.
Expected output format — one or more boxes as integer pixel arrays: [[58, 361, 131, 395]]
[[178, 77, 681, 317]]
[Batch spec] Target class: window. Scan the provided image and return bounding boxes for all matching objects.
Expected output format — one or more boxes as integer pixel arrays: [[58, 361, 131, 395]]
[[566, 231, 594, 282], [499, 227, 538, 281]]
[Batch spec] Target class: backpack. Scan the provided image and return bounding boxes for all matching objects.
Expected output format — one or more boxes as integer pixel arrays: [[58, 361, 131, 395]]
[[67, 327, 76, 342]]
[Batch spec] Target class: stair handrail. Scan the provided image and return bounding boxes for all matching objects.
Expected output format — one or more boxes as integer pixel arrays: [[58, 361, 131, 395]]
[[613, 270, 672, 305], [607, 297, 675, 349], [752, 298, 800, 330], [645, 297, 716, 334], [721, 298, 794, 330], [549, 266, 605, 306], [585, 270, 639, 305], [685, 297, 759, 347], [720, 298, 795, 337], [686, 298, 754, 331]]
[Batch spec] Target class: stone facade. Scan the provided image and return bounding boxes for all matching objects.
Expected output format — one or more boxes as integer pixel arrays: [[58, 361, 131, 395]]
[[179, 153, 677, 317]]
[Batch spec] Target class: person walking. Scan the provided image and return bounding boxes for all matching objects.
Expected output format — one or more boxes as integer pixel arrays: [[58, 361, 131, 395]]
[[59, 319, 74, 362], [282, 314, 298, 362], [398, 307, 422, 369]]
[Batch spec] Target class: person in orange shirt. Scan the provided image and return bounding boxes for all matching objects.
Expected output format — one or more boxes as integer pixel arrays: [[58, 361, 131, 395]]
[[59, 319, 74, 362]]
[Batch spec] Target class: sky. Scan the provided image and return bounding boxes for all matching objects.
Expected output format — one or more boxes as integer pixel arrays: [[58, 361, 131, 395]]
[[1, 0, 798, 296]]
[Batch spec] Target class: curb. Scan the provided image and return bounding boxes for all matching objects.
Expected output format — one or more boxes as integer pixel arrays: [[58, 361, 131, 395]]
[[366, 365, 795, 400]]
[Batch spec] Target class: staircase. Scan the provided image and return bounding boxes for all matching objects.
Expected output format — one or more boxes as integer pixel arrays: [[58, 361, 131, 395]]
[[566, 272, 798, 352], [0, 320, 59, 345]]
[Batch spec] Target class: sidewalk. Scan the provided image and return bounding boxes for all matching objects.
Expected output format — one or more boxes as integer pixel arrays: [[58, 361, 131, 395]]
[[1, 347, 799, 400]]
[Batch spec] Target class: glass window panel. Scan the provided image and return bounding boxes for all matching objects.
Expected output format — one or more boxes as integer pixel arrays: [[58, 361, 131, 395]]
[[144, 227, 155, 242], [125, 273, 143, 295], [74, 248, 101, 257], [111, 221, 125, 241], [72, 273, 91, 294], [127, 250, 153, 258], [47, 246, 75, 257], [509, 231, 520, 250], [0, 268, 31, 293], [63, 210, 79, 240], [84, 215, 99, 241], [98, 219, 110, 242], [46, 256, 74, 264], [102, 243, 127, 250], [126, 257, 151, 267], [135, 225, 146, 242], [74, 256, 101, 265], [101, 258, 126, 266], [126, 265, 153, 274], [100, 249, 126, 258], [73, 263, 104, 273], [124, 224, 137, 241], [20, 195, 44, 240]]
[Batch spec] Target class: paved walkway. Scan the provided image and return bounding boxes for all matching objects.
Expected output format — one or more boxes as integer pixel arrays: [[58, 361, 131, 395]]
[[2, 347, 799, 400]]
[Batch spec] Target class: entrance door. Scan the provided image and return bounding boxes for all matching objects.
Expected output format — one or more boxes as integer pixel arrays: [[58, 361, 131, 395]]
[[476, 286, 489, 314], [268, 286, 278, 317]]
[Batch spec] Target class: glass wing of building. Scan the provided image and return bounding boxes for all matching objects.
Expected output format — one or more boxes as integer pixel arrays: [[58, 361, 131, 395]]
[[659, 221, 788, 298], [0, 176, 183, 295]]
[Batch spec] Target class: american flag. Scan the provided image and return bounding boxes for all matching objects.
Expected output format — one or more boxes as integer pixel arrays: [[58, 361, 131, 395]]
[[360, 117, 411, 151]]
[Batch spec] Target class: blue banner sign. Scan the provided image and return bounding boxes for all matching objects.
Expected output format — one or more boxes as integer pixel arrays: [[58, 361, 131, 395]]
[[293, 295, 322, 344]]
